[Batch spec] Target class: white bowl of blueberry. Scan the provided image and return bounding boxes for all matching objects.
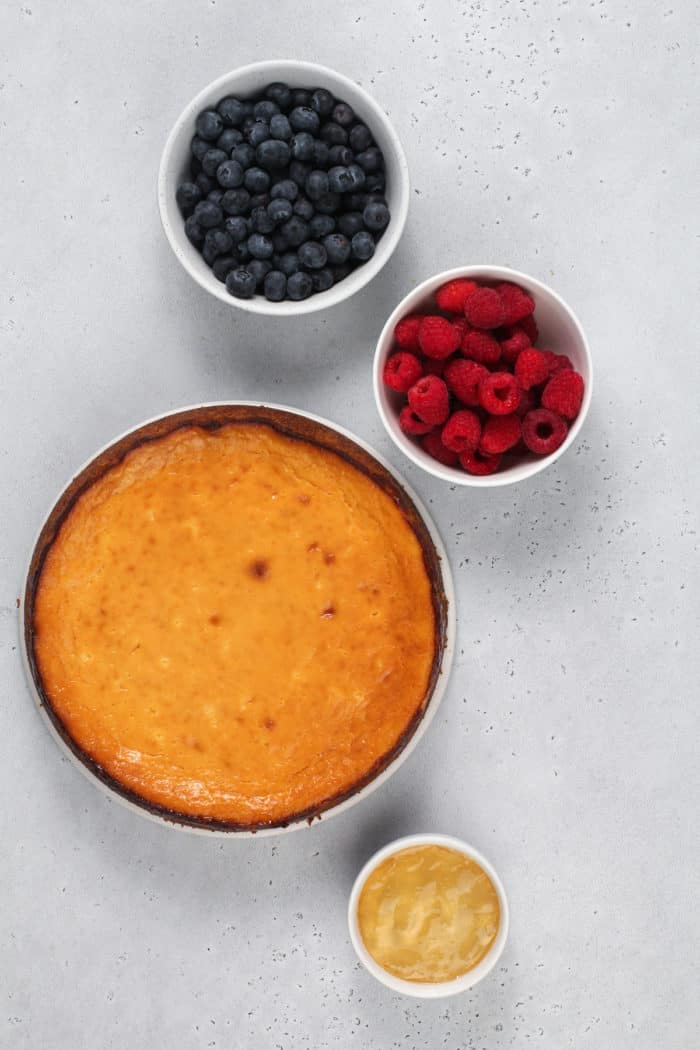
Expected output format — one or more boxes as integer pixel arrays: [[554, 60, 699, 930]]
[[158, 59, 409, 314]]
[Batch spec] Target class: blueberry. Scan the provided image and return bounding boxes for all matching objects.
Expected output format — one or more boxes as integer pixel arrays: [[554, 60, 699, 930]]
[[202, 148, 228, 176], [280, 216, 310, 247], [322, 233, 351, 265], [309, 213, 336, 238], [312, 139, 330, 168], [328, 166, 354, 193], [293, 196, 314, 220], [217, 128, 244, 153], [345, 191, 369, 212], [363, 201, 390, 231], [176, 181, 202, 217], [222, 188, 251, 215], [348, 123, 373, 153], [298, 241, 328, 270], [291, 88, 312, 108], [310, 87, 335, 118], [289, 106, 320, 134], [251, 206, 275, 235], [311, 268, 334, 292], [269, 113, 292, 141], [271, 231, 289, 253], [247, 233, 274, 260], [332, 263, 352, 283], [351, 230, 375, 261], [248, 193, 270, 211], [235, 242, 251, 264], [203, 228, 233, 264], [224, 215, 248, 243], [328, 144, 354, 167], [217, 97, 245, 128], [196, 109, 224, 141], [315, 191, 342, 215], [254, 99, 279, 122], [216, 159, 244, 189], [194, 200, 224, 228], [320, 122, 347, 146], [240, 100, 255, 120], [355, 147, 383, 173], [242, 116, 255, 134], [244, 166, 271, 194], [270, 179, 298, 201], [265, 82, 293, 111], [191, 136, 210, 163], [264, 269, 287, 301], [195, 173, 215, 196], [290, 131, 315, 162], [287, 271, 313, 300], [212, 255, 237, 282], [231, 143, 256, 169], [247, 258, 272, 285], [207, 189, 224, 206], [247, 120, 270, 147], [277, 252, 300, 276], [305, 170, 329, 200], [365, 173, 386, 193], [337, 211, 364, 238], [289, 161, 311, 188], [332, 102, 355, 127], [184, 216, 204, 247], [267, 198, 293, 225], [256, 139, 291, 171], [226, 268, 257, 299]]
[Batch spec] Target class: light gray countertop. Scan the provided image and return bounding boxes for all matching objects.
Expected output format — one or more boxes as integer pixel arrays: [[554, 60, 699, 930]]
[[1, 1, 697, 1047]]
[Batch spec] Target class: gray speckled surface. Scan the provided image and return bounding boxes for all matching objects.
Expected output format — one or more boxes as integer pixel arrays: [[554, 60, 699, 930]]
[[1, 1, 698, 1047]]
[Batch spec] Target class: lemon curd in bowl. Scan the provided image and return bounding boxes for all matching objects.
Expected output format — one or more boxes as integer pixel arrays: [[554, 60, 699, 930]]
[[25, 405, 449, 832]]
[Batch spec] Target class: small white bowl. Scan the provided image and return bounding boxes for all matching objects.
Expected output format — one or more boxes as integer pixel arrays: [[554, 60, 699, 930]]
[[158, 60, 409, 316], [348, 833, 509, 998], [373, 265, 593, 487]]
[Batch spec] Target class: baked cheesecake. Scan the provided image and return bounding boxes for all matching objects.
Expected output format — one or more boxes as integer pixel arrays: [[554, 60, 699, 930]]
[[29, 411, 445, 829]]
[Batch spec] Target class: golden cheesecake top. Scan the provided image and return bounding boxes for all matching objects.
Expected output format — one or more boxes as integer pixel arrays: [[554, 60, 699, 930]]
[[32, 421, 439, 827]]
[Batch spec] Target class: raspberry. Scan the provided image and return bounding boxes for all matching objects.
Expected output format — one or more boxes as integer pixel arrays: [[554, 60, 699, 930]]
[[496, 282, 535, 325], [435, 278, 478, 313], [418, 315, 461, 359], [399, 405, 434, 436], [478, 372, 520, 415], [407, 375, 450, 424], [542, 350, 574, 376], [460, 449, 502, 476], [480, 414, 521, 454], [464, 287, 505, 329], [522, 408, 568, 454], [444, 358, 489, 406], [462, 330, 501, 366], [514, 348, 549, 390], [450, 316, 472, 339], [541, 370, 584, 420], [515, 386, 538, 418], [383, 352, 423, 393], [500, 325, 531, 365], [421, 429, 459, 466], [441, 409, 482, 453], [394, 314, 422, 351], [518, 314, 539, 343]]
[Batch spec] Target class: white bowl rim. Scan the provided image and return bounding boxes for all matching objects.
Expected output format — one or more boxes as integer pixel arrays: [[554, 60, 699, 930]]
[[373, 264, 593, 487], [348, 832, 509, 998], [19, 402, 455, 838], [158, 59, 410, 317]]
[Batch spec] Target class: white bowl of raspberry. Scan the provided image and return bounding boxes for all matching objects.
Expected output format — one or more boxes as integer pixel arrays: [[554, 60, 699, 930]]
[[158, 59, 409, 315], [373, 266, 592, 487]]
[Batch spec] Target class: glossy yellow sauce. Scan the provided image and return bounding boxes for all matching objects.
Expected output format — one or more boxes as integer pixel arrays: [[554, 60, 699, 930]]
[[357, 845, 500, 982]]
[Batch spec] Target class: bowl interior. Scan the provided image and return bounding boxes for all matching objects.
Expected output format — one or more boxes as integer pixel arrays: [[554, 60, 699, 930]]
[[374, 266, 592, 486], [159, 60, 409, 316]]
